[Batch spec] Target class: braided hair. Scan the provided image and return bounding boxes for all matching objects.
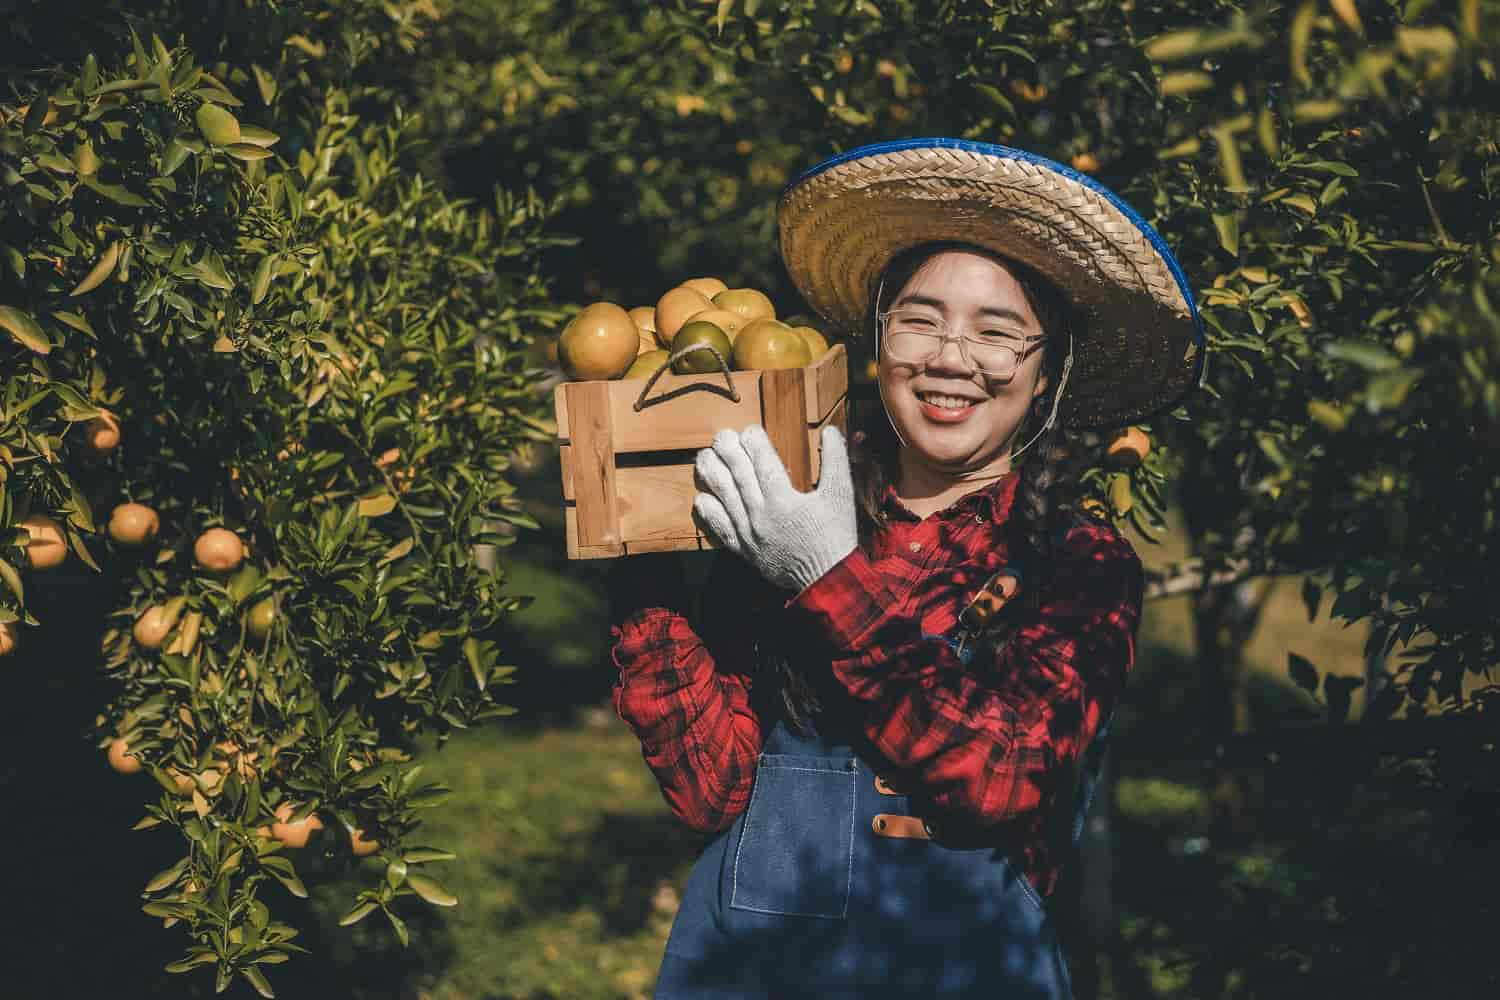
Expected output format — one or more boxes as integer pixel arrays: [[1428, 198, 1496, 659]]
[[771, 242, 1074, 733]]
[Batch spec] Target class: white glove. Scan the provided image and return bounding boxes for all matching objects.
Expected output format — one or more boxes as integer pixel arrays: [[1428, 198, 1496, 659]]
[[692, 423, 857, 593]]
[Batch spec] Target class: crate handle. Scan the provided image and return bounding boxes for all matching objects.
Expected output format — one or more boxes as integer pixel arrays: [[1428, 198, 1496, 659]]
[[633, 344, 740, 411]]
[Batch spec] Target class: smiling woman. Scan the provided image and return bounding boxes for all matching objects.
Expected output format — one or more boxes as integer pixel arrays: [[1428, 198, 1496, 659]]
[[609, 138, 1204, 999]]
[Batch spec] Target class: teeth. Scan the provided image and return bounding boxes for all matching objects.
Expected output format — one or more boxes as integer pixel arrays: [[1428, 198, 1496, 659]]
[[916, 392, 977, 410]]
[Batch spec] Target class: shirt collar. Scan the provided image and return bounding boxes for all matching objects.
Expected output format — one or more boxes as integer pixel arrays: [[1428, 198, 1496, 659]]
[[879, 467, 1023, 525]]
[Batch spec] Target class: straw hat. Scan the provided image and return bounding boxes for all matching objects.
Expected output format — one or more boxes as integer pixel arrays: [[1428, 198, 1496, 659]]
[[777, 138, 1204, 430]]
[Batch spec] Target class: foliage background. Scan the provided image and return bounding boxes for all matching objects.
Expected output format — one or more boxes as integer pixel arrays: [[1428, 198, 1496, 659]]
[[2, 0, 1496, 997]]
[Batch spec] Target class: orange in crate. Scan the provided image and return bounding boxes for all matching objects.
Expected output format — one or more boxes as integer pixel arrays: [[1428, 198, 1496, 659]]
[[555, 343, 848, 558]]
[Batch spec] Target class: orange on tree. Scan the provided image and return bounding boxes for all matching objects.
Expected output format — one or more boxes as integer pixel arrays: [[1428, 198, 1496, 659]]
[[557, 302, 639, 380], [107, 737, 143, 775], [83, 411, 122, 456], [685, 307, 749, 342], [0, 621, 16, 657], [680, 276, 728, 299], [107, 502, 160, 546], [671, 320, 734, 375], [712, 288, 775, 323], [733, 319, 812, 371], [132, 604, 176, 649], [623, 349, 669, 381], [19, 515, 67, 571], [246, 597, 276, 640], [1106, 427, 1151, 468], [268, 802, 325, 848], [348, 825, 382, 858], [654, 286, 715, 346], [194, 527, 245, 573]]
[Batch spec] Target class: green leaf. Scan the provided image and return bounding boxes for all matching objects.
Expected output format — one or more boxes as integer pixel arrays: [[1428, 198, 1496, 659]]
[[1324, 340, 1399, 372], [1288, 652, 1318, 694], [227, 143, 273, 161], [0, 557, 24, 606], [972, 84, 1016, 119], [1212, 213, 1240, 256], [715, 0, 735, 34], [251, 255, 276, 305], [401, 847, 457, 864], [237, 125, 280, 148], [52, 311, 94, 335], [78, 175, 149, 207], [338, 900, 379, 926], [0, 306, 51, 354], [241, 966, 276, 999], [23, 93, 49, 134], [406, 784, 453, 808], [251, 64, 277, 105], [384, 907, 409, 947], [407, 873, 458, 907], [195, 102, 241, 146], [145, 857, 191, 893], [160, 141, 194, 177], [1364, 370, 1421, 411], [70, 241, 121, 296]]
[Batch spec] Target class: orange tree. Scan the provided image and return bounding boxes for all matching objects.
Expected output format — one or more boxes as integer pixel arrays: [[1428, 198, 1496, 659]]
[[1, 0, 567, 993]]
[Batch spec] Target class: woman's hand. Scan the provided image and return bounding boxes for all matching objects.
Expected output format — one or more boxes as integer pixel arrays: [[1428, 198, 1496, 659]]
[[691, 423, 857, 593]]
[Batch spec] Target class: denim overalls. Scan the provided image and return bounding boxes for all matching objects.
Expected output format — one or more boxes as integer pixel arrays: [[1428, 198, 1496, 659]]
[[652, 628, 1111, 999]]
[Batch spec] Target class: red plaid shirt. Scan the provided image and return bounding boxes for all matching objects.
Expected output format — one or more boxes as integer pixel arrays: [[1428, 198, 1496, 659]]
[[610, 470, 1143, 897]]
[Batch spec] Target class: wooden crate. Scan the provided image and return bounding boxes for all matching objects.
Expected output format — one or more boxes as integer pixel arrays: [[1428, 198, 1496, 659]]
[[555, 343, 848, 558]]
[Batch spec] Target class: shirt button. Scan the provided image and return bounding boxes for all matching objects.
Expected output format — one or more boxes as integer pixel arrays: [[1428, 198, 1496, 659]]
[[909, 541, 922, 553]]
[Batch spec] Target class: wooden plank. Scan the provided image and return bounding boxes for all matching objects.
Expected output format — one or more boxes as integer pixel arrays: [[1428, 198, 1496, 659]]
[[617, 462, 698, 543], [559, 443, 574, 501], [609, 368, 765, 452], [805, 343, 849, 425], [806, 395, 848, 487], [565, 380, 621, 553], [564, 508, 626, 559], [626, 535, 711, 555], [553, 383, 570, 441], [762, 366, 812, 492]]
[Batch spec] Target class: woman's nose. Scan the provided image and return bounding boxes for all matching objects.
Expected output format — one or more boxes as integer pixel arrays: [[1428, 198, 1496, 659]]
[[926, 334, 975, 374]]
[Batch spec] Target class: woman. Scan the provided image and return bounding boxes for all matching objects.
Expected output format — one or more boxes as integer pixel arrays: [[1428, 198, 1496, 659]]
[[607, 139, 1203, 998]]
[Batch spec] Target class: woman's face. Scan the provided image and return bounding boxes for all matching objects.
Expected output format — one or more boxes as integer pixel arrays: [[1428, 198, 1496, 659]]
[[877, 250, 1051, 475]]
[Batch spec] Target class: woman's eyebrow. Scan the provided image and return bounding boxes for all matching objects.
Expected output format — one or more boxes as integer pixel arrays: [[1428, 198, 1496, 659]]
[[894, 294, 1030, 326]]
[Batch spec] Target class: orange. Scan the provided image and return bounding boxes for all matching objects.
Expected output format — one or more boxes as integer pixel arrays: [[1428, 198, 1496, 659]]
[[623, 349, 669, 381], [558, 302, 639, 380], [0, 621, 16, 657], [628, 305, 657, 335], [1105, 428, 1151, 468], [19, 515, 67, 571], [712, 288, 775, 323], [84, 411, 121, 455], [680, 276, 728, 298], [733, 320, 812, 371], [108, 503, 159, 547], [246, 597, 276, 640], [269, 802, 325, 849], [671, 321, 734, 375], [107, 737, 143, 775], [684, 307, 749, 342], [132, 605, 174, 649], [654, 286, 715, 346], [790, 326, 830, 361], [349, 826, 382, 857], [1070, 152, 1100, 173], [194, 527, 244, 573]]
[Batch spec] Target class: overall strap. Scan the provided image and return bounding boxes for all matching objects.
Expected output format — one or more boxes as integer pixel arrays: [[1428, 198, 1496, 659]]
[[1068, 713, 1113, 851]]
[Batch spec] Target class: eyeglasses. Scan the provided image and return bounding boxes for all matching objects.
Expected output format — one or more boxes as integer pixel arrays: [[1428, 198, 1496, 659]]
[[877, 308, 1047, 378]]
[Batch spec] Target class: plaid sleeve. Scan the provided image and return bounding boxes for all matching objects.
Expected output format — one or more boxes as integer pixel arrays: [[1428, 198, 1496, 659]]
[[610, 604, 764, 833], [789, 517, 1143, 826]]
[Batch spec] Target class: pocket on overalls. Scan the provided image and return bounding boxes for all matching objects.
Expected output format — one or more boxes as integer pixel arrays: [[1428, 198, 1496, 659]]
[[729, 753, 858, 919]]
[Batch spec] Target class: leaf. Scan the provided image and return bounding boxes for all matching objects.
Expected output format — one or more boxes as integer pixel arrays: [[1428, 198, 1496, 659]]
[[160, 141, 194, 177], [338, 900, 379, 926], [0, 306, 51, 354], [384, 907, 409, 947], [406, 785, 453, 808], [715, 0, 735, 34], [1364, 370, 1421, 412], [1288, 652, 1319, 694], [1212, 213, 1240, 256], [251, 64, 277, 105], [251, 255, 276, 305], [78, 175, 149, 207], [1324, 340, 1399, 372], [358, 493, 397, 518], [145, 857, 190, 893], [1160, 71, 1213, 97], [52, 311, 95, 335], [1282, 193, 1316, 215], [407, 873, 458, 907], [377, 536, 414, 567], [1290, 1, 1315, 85], [972, 84, 1016, 119], [402, 847, 457, 864], [227, 144, 273, 161], [195, 102, 241, 146], [237, 125, 280, 148], [70, 241, 121, 296], [241, 966, 276, 999], [23, 93, 49, 134], [0, 556, 24, 605]]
